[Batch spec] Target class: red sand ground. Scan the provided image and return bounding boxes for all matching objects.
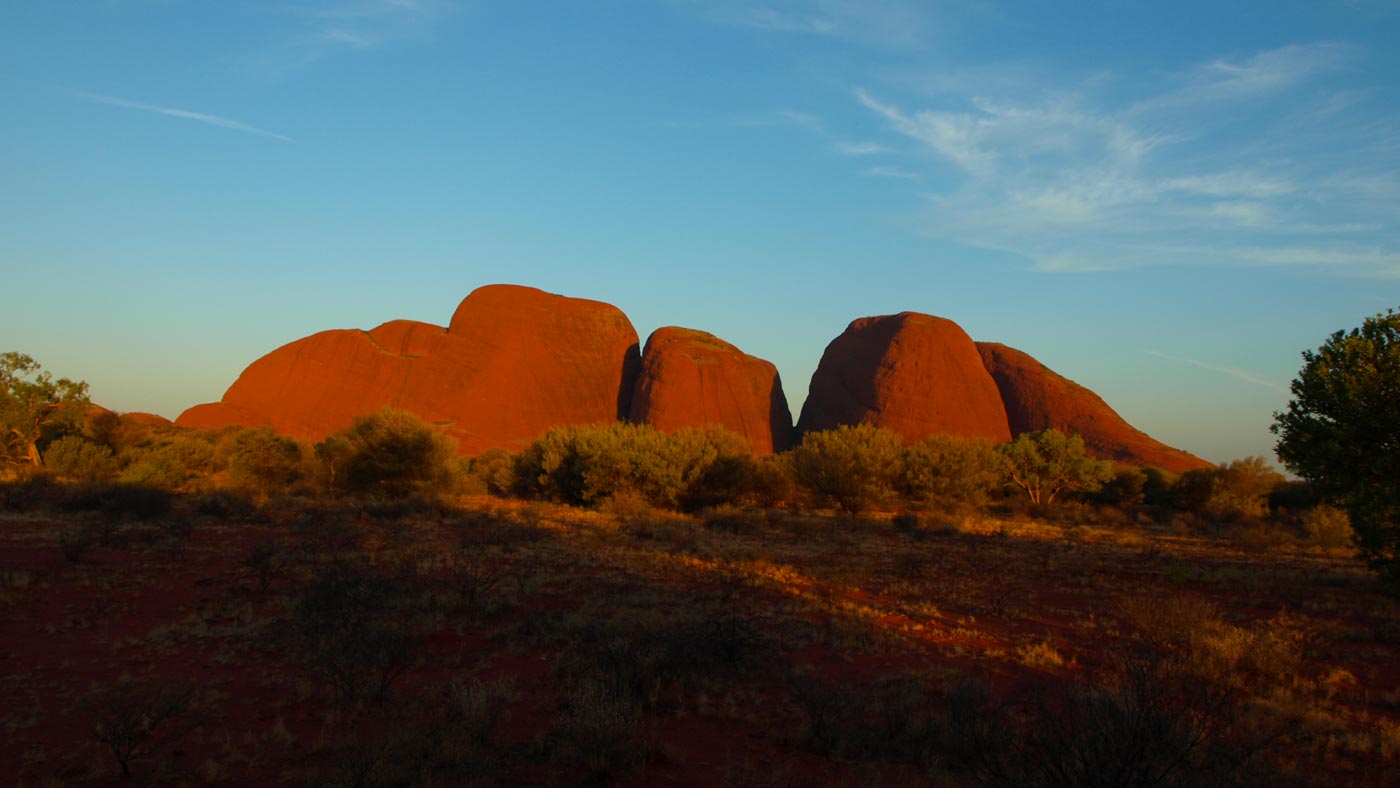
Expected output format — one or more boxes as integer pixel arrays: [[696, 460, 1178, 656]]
[[4, 496, 1397, 786]]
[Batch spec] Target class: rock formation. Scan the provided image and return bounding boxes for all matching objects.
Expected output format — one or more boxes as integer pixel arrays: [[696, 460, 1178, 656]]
[[977, 342, 1210, 472], [796, 312, 1012, 444], [176, 284, 642, 454], [178, 285, 1207, 467], [628, 327, 793, 454]]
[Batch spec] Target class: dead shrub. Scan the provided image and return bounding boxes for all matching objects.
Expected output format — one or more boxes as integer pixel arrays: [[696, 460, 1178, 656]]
[[83, 675, 202, 776]]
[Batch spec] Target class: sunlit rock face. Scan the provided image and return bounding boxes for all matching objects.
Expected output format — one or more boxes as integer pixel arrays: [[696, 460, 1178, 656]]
[[176, 284, 642, 454], [976, 342, 1211, 472], [628, 326, 793, 454], [796, 312, 1013, 444], [179, 288, 1208, 468]]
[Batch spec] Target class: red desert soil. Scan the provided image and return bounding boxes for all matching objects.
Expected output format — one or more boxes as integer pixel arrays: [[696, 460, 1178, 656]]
[[2, 497, 1398, 786], [977, 342, 1211, 472], [628, 327, 794, 454], [176, 284, 642, 454], [797, 312, 1013, 444]]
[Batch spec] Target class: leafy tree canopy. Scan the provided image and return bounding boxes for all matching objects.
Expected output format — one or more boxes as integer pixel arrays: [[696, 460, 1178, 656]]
[[998, 428, 1114, 505], [1273, 309, 1400, 580], [1, 352, 90, 468]]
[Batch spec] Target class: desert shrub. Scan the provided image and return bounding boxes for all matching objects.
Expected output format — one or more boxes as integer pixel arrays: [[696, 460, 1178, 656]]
[[1230, 521, 1293, 552], [286, 565, 420, 704], [973, 652, 1257, 788], [702, 504, 765, 535], [1173, 458, 1286, 524], [1208, 457, 1286, 521], [1092, 464, 1148, 507], [901, 432, 1003, 512], [546, 676, 649, 779], [748, 453, 797, 508], [117, 436, 217, 489], [222, 427, 305, 497], [315, 678, 517, 788], [1171, 468, 1217, 515], [1140, 466, 1178, 508], [464, 447, 517, 497], [320, 409, 459, 500], [515, 422, 753, 510], [43, 435, 118, 483], [1268, 480, 1316, 513], [85, 408, 123, 449], [1304, 504, 1354, 554], [680, 450, 757, 511], [84, 676, 202, 776], [789, 424, 904, 515], [787, 672, 947, 763]]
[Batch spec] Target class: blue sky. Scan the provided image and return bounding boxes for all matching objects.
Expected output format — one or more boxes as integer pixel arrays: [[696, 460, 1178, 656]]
[[2, 0, 1397, 463]]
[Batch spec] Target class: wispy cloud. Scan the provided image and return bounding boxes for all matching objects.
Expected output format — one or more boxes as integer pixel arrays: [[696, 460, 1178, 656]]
[[677, 0, 932, 48], [254, 0, 454, 71], [652, 110, 823, 131], [1134, 42, 1356, 112], [1142, 350, 1288, 392], [852, 42, 1399, 277], [72, 91, 292, 142], [835, 141, 888, 156], [862, 165, 920, 181]]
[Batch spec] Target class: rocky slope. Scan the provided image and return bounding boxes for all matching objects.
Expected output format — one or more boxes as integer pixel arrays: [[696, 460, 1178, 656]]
[[977, 342, 1210, 472]]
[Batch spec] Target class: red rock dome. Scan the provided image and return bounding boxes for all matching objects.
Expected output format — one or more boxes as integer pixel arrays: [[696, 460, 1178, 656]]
[[176, 285, 641, 454], [629, 327, 793, 454], [797, 312, 1012, 444]]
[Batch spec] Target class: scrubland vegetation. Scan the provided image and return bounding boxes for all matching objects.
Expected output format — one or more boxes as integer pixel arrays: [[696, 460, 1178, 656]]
[[3, 324, 1399, 785]]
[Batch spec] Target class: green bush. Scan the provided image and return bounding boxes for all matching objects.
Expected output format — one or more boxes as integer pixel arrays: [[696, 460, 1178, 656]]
[[463, 447, 517, 496], [222, 427, 305, 497], [1304, 504, 1354, 554], [514, 422, 753, 510], [747, 453, 797, 508], [43, 435, 119, 483], [901, 432, 1003, 513], [1172, 458, 1285, 523], [320, 409, 459, 499], [1093, 464, 1148, 507], [789, 424, 904, 515]]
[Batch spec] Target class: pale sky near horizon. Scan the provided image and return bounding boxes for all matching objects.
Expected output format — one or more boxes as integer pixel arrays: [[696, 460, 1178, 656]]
[[2, 1, 1398, 464]]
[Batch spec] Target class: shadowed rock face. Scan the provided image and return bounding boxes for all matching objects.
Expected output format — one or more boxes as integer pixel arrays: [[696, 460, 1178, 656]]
[[977, 342, 1211, 473], [797, 312, 1013, 444], [628, 327, 793, 454], [175, 284, 642, 454]]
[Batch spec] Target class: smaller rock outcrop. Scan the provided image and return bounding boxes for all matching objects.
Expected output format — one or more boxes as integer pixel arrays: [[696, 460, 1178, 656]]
[[629, 327, 793, 454], [797, 312, 1012, 444], [977, 342, 1211, 473]]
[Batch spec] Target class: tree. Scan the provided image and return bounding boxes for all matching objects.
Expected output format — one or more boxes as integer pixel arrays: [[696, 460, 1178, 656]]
[[0, 352, 90, 468], [789, 424, 904, 515], [1273, 309, 1400, 581], [998, 429, 1114, 505]]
